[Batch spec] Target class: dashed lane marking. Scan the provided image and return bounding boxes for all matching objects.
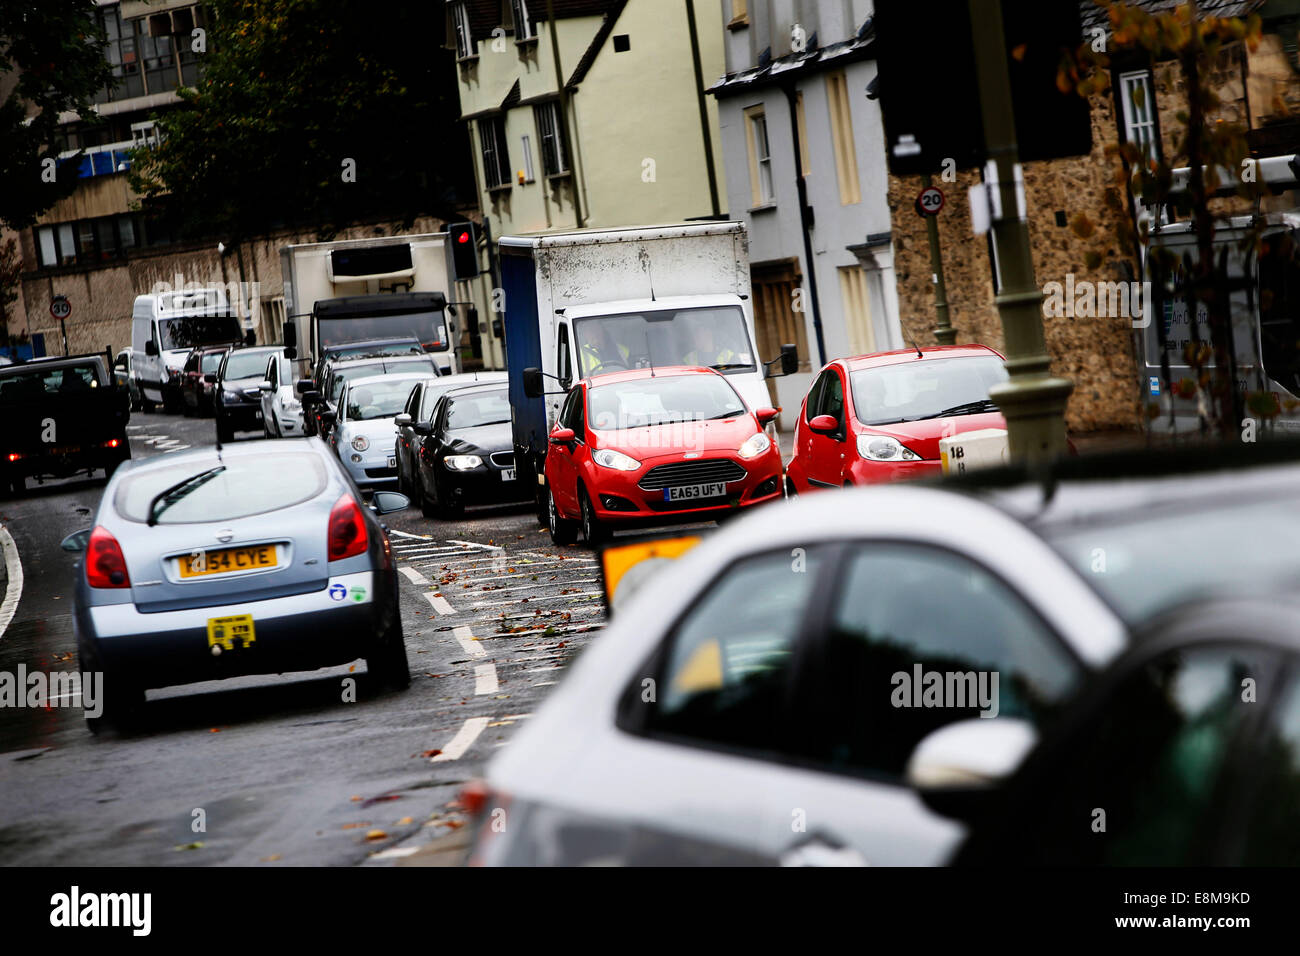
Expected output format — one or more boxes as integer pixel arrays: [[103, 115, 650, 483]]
[[452, 625, 486, 659], [0, 524, 24, 642], [474, 663, 499, 695], [430, 716, 490, 763], [389, 530, 433, 540], [447, 539, 502, 550], [423, 592, 457, 616]]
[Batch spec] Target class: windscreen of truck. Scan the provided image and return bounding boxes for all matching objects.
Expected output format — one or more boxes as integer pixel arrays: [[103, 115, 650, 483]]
[[0, 363, 102, 401], [587, 373, 748, 430], [159, 314, 241, 351], [318, 312, 449, 353], [1258, 230, 1300, 398], [850, 356, 1008, 425], [573, 306, 755, 378]]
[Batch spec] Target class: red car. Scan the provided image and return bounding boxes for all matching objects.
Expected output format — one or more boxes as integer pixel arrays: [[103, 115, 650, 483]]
[[544, 367, 784, 546], [180, 345, 232, 417], [786, 344, 1010, 491]]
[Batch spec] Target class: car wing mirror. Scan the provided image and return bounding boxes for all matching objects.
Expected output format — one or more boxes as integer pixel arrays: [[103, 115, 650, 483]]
[[395, 413, 412, 427], [755, 407, 780, 427], [904, 717, 1037, 823], [808, 414, 838, 435], [301, 390, 321, 404], [780, 343, 798, 376], [144, 340, 159, 357], [296, 378, 314, 396], [523, 367, 544, 399], [61, 528, 92, 553], [413, 422, 433, 436], [204, 373, 218, 384], [550, 427, 576, 445], [258, 380, 273, 392], [370, 491, 409, 515]]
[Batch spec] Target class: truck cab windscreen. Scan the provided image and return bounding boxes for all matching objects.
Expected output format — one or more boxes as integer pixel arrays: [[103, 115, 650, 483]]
[[318, 312, 449, 352], [160, 315, 242, 351], [573, 307, 755, 378]]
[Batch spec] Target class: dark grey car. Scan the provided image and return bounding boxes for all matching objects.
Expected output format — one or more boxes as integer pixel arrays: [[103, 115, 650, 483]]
[[63, 438, 410, 731]]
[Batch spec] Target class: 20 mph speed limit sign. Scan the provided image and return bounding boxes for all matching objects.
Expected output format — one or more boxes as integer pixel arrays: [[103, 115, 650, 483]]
[[917, 186, 945, 216], [50, 295, 72, 321]]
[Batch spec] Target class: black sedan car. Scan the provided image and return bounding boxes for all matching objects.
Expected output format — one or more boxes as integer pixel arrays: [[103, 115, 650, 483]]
[[213, 345, 281, 443], [409, 383, 528, 520]]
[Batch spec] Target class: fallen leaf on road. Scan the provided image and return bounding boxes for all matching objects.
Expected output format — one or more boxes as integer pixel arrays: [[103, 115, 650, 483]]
[[419, 749, 442, 759], [261, 854, 282, 862], [174, 842, 204, 851], [342, 822, 371, 829], [396, 816, 414, 825], [209, 728, 221, 733], [365, 829, 388, 841], [350, 795, 363, 802]]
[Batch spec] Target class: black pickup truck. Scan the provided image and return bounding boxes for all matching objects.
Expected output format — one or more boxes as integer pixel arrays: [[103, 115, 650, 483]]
[[0, 352, 132, 496]]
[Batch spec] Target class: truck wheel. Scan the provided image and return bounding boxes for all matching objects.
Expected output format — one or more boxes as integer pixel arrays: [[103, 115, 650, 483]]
[[579, 488, 609, 547], [547, 488, 578, 546], [5, 475, 22, 498]]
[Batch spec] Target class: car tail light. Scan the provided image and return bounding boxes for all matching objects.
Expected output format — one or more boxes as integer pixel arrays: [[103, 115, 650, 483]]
[[6, 452, 20, 462], [86, 526, 130, 589], [328, 494, 369, 561], [102, 438, 120, 449]]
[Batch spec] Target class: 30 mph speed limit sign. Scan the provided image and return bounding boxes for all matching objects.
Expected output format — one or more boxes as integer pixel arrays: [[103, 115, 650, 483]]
[[50, 295, 72, 321], [916, 186, 945, 217]]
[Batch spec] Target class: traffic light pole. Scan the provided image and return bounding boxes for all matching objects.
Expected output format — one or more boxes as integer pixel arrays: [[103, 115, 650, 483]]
[[968, 0, 1072, 462]]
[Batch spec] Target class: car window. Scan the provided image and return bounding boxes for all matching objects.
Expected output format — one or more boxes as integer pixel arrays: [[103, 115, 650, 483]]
[[266, 355, 278, 387], [636, 548, 826, 754], [184, 352, 199, 373], [822, 370, 844, 425], [114, 453, 329, 524], [403, 383, 421, 419], [445, 390, 512, 429], [222, 348, 276, 380], [799, 543, 1079, 780], [201, 351, 225, 374], [805, 370, 829, 421], [558, 324, 573, 385], [964, 644, 1268, 865]]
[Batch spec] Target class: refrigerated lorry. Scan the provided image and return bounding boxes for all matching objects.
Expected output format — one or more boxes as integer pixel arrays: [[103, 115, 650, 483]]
[[503, 221, 797, 517], [280, 233, 460, 376]]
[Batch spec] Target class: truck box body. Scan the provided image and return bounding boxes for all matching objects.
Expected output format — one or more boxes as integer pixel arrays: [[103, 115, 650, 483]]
[[280, 233, 460, 375], [500, 221, 770, 496]]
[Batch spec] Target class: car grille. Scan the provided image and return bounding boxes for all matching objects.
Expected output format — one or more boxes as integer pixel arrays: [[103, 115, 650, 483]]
[[365, 466, 397, 478], [489, 451, 514, 468], [638, 459, 747, 490]]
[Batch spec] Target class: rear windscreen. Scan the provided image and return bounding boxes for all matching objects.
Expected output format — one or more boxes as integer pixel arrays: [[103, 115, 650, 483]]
[[114, 453, 327, 524]]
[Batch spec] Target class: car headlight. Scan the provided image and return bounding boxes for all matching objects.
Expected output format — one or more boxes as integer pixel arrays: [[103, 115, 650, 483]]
[[857, 435, 922, 462], [166, 366, 182, 378], [444, 455, 483, 471], [592, 448, 641, 471], [351, 435, 369, 452], [222, 389, 240, 402], [738, 431, 771, 460]]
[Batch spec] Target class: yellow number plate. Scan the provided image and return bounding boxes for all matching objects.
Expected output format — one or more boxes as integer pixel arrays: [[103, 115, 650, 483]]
[[207, 614, 255, 651], [178, 545, 277, 578]]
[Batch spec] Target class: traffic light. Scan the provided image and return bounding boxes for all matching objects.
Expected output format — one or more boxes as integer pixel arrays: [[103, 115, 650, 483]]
[[447, 222, 480, 281], [873, 0, 1092, 176]]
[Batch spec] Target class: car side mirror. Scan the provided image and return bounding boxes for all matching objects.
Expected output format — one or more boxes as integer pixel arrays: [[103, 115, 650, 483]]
[[369, 491, 409, 515], [296, 378, 314, 396], [318, 410, 336, 425], [61, 528, 92, 553], [145, 340, 159, 357], [780, 343, 798, 376], [284, 321, 297, 350], [904, 718, 1038, 822], [244, 329, 256, 346], [808, 414, 839, 435], [413, 422, 433, 437], [395, 413, 412, 427], [204, 373, 218, 384], [523, 367, 544, 399], [755, 407, 779, 427], [258, 380, 272, 392], [301, 390, 321, 405], [550, 427, 576, 446]]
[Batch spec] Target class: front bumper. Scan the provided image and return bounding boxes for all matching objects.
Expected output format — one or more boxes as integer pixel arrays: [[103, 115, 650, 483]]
[[846, 458, 942, 485], [217, 401, 262, 430], [340, 447, 398, 489], [437, 455, 530, 507], [79, 570, 384, 688], [584, 447, 784, 524]]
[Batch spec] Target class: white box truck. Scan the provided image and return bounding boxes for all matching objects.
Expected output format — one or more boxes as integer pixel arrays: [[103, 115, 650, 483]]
[[503, 221, 798, 517], [280, 233, 462, 375], [131, 287, 245, 412]]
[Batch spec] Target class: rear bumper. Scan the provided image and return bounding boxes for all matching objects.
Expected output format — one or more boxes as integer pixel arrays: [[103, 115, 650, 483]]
[[217, 403, 262, 430], [3, 444, 128, 480], [79, 570, 387, 688]]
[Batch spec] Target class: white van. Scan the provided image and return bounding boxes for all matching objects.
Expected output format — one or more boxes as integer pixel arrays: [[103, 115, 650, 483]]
[[131, 288, 244, 412]]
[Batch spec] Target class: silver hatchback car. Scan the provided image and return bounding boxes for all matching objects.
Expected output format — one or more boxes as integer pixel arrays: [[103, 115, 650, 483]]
[[64, 438, 410, 731]]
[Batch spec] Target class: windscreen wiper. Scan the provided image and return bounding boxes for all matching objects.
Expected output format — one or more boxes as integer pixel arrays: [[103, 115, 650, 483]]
[[708, 363, 752, 371], [147, 466, 226, 527], [926, 398, 999, 419]]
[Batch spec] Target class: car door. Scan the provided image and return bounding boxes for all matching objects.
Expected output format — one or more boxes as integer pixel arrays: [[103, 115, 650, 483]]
[[801, 369, 844, 488], [583, 546, 837, 865], [396, 382, 422, 479], [750, 540, 1087, 865], [260, 353, 278, 432], [547, 386, 584, 516]]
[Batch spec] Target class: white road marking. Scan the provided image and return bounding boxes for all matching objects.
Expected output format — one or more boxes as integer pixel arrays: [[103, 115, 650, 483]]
[[474, 663, 499, 695], [430, 716, 490, 762], [398, 566, 430, 586], [459, 578, 598, 597], [501, 713, 532, 720], [154, 440, 182, 448], [164, 444, 191, 452], [389, 530, 434, 540], [369, 846, 420, 860], [422, 592, 456, 616], [0, 524, 24, 642], [451, 625, 486, 658], [447, 539, 502, 550], [470, 591, 601, 608]]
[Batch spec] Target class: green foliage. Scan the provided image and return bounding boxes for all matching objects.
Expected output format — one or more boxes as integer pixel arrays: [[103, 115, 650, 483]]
[[0, 2, 112, 229], [129, 0, 472, 241]]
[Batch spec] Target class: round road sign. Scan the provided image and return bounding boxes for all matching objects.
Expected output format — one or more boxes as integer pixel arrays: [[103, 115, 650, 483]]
[[50, 295, 72, 321], [917, 186, 945, 216]]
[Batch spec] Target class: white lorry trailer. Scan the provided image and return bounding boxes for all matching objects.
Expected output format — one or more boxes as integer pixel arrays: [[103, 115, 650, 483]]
[[280, 233, 461, 375], [502, 221, 798, 518]]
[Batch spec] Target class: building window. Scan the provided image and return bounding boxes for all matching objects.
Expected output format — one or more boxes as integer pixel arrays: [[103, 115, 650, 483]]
[[96, 4, 143, 102], [479, 117, 511, 188], [521, 134, 535, 182], [535, 102, 569, 176], [510, 0, 535, 41], [838, 266, 875, 355], [1119, 70, 1158, 163], [33, 214, 148, 269], [452, 2, 476, 59], [744, 106, 774, 207], [826, 71, 861, 205]]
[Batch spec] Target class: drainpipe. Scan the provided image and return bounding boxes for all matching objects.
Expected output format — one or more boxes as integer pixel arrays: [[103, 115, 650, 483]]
[[545, 0, 584, 227], [685, 0, 722, 218], [783, 82, 826, 366]]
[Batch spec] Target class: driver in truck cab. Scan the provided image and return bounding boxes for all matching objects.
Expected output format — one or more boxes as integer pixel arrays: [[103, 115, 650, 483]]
[[683, 323, 737, 369], [579, 325, 630, 375]]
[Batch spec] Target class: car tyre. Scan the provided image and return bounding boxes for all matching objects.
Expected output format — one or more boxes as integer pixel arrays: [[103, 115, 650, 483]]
[[79, 640, 144, 734], [366, 613, 410, 691], [579, 487, 608, 547], [547, 488, 578, 545], [785, 477, 798, 498]]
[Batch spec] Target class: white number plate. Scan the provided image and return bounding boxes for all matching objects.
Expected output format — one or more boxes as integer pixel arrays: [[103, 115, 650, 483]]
[[665, 482, 727, 502], [501, 468, 516, 481], [387, 456, 396, 468]]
